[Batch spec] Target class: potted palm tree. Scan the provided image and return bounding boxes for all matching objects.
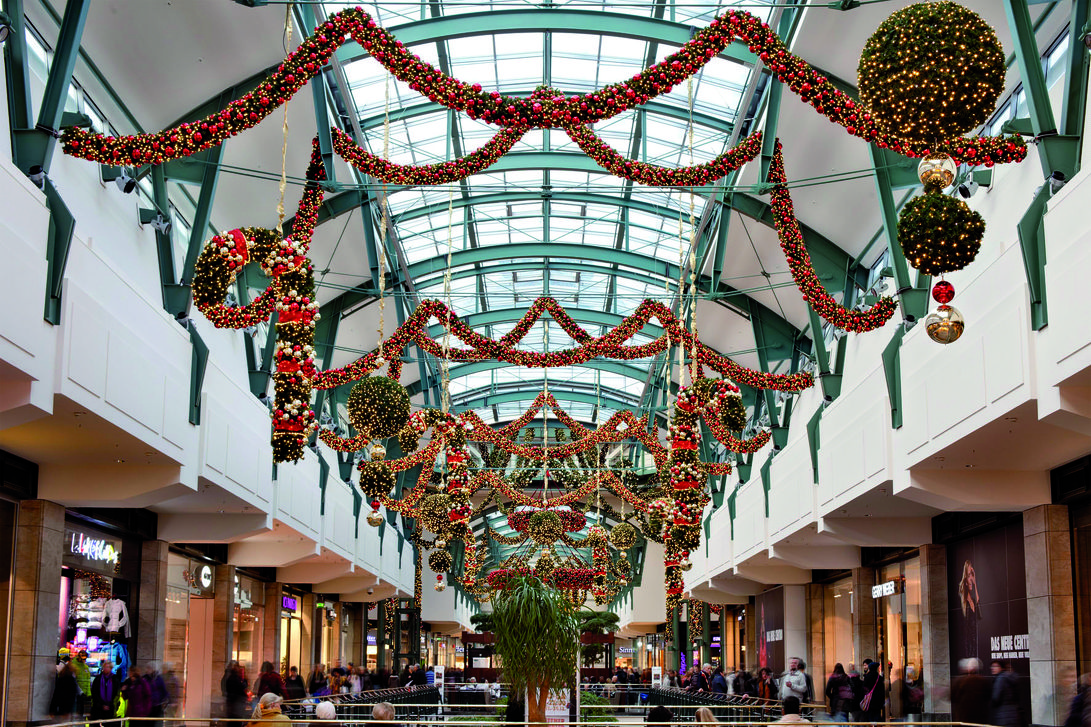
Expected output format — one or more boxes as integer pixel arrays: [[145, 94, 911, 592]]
[[492, 575, 581, 724]]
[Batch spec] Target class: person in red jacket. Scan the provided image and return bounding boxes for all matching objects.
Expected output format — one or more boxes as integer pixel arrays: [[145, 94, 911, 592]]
[[256, 662, 285, 698]]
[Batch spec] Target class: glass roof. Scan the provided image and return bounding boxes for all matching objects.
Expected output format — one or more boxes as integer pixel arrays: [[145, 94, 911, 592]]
[[320, 0, 773, 425]]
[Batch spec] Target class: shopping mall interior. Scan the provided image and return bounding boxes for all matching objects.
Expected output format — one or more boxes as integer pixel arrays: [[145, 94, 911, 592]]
[[1, 0, 1090, 725]]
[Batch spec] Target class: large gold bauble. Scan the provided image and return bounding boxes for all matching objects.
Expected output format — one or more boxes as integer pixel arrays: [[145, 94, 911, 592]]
[[369, 442, 387, 461], [679, 558, 693, 572], [366, 509, 384, 527], [925, 305, 965, 344], [434, 581, 446, 592], [917, 154, 957, 189]]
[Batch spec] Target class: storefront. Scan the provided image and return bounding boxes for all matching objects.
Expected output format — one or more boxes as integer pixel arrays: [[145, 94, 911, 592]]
[[874, 555, 923, 719], [233, 574, 263, 675], [58, 518, 141, 699], [164, 553, 217, 718], [280, 590, 307, 674]]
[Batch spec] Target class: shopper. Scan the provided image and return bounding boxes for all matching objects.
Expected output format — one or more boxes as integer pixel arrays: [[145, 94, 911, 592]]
[[775, 697, 810, 724], [284, 666, 307, 701], [822, 663, 852, 721], [248, 692, 290, 727], [316, 700, 338, 722], [122, 666, 153, 720], [72, 650, 92, 715], [646, 705, 673, 724], [256, 661, 285, 698], [951, 658, 992, 724], [695, 707, 719, 723], [370, 701, 401, 727], [49, 659, 79, 722], [309, 665, 330, 696], [144, 663, 170, 727], [780, 658, 808, 702], [858, 661, 885, 723], [224, 662, 251, 720], [798, 660, 816, 705], [901, 665, 924, 718], [991, 660, 1023, 727], [90, 659, 121, 720], [712, 666, 728, 694], [411, 664, 428, 686]]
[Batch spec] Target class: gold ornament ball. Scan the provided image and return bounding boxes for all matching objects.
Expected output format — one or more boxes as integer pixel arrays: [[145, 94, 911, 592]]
[[925, 304, 965, 344], [434, 581, 446, 592], [679, 558, 693, 572], [918, 154, 957, 189], [370, 442, 387, 461], [366, 509, 384, 527], [436, 539, 447, 549]]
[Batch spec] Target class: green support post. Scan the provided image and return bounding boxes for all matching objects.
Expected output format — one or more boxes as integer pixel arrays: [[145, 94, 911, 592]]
[[1016, 184, 1051, 329], [870, 144, 930, 323], [806, 407, 822, 484], [41, 179, 75, 324], [701, 607, 712, 665], [12, 0, 90, 174], [376, 600, 388, 671], [3, 0, 33, 134], [1062, 0, 1090, 150], [188, 326, 210, 425], [881, 325, 907, 429], [807, 309, 841, 402], [175, 143, 225, 307], [248, 314, 278, 398], [147, 165, 181, 313]]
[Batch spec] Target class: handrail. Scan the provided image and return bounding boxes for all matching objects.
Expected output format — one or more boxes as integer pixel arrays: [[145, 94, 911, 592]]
[[43, 719, 996, 727]]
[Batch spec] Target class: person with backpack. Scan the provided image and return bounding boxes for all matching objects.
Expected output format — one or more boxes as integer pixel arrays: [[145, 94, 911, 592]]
[[824, 663, 854, 721]]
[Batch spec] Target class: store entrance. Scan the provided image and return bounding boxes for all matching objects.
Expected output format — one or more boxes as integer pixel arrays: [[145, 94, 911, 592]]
[[875, 559, 923, 720]]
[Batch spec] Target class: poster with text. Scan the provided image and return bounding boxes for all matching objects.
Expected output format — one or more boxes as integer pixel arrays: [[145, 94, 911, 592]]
[[947, 520, 1030, 719], [755, 586, 785, 675]]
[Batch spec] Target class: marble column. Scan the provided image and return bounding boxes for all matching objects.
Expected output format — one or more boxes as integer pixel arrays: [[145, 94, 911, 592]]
[[7, 500, 65, 727], [919, 544, 951, 715], [744, 598, 757, 672], [851, 567, 877, 664], [806, 584, 826, 678], [263, 582, 283, 672], [136, 540, 169, 668], [209, 565, 236, 718], [301, 592, 316, 677], [1024, 504, 1077, 726]]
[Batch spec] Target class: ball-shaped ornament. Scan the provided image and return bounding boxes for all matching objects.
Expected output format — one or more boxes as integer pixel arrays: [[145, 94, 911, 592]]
[[417, 493, 454, 536], [720, 395, 748, 433], [585, 525, 608, 547], [366, 508, 384, 527], [917, 154, 957, 190], [932, 280, 956, 304], [358, 461, 395, 500], [925, 304, 965, 344], [347, 376, 410, 439], [609, 523, 638, 550], [857, 2, 1006, 146], [434, 580, 447, 592], [897, 191, 985, 276], [428, 549, 453, 573], [679, 558, 693, 572], [528, 511, 563, 545]]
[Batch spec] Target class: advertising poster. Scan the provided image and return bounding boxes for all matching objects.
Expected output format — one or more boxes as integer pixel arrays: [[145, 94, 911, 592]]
[[947, 520, 1030, 719], [755, 587, 785, 675], [651, 665, 662, 687]]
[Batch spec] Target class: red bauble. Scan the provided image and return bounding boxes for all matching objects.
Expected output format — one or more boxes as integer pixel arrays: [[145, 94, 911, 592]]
[[932, 280, 955, 304]]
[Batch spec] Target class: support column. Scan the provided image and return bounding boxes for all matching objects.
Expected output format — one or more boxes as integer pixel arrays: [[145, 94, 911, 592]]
[[919, 544, 950, 715], [210, 565, 236, 718], [137, 540, 169, 667], [351, 605, 364, 667], [7, 500, 65, 727], [744, 599, 756, 672], [1024, 505, 1077, 726], [263, 583, 284, 672], [851, 567, 877, 664], [806, 584, 825, 679], [700, 606, 712, 665], [301, 592, 316, 677], [783, 585, 807, 668], [721, 607, 738, 670], [376, 599, 387, 670]]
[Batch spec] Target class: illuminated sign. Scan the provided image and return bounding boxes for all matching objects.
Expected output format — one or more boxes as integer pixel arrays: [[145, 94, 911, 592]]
[[199, 565, 213, 589], [618, 647, 634, 654], [68, 530, 120, 564], [872, 580, 898, 598], [282, 595, 298, 611]]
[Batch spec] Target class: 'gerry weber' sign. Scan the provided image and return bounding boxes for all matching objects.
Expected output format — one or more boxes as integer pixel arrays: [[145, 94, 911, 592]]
[[871, 580, 899, 598], [66, 528, 121, 567]]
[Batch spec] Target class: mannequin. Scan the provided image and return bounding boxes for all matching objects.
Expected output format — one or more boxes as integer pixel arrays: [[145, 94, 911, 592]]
[[104, 597, 130, 637]]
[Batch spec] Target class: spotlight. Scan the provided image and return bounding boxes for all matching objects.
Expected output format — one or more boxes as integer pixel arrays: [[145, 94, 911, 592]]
[[957, 180, 979, 199], [175, 313, 192, 330], [149, 214, 172, 235], [1048, 170, 1067, 195], [114, 173, 136, 194], [0, 12, 11, 44], [27, 164, 45, 189]]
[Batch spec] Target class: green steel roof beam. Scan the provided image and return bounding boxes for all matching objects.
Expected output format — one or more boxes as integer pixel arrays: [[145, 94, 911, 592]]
[[869, 144, 929, 323], [404, 358, 651, 397], [334, 9, 757, 68], [452, 390, 647, 417]]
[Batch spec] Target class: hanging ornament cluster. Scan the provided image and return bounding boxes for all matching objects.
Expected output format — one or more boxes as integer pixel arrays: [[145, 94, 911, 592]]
[[898, 156, 986, 276], [925, 280, 965, 344], [857, 2, 1006, 147]]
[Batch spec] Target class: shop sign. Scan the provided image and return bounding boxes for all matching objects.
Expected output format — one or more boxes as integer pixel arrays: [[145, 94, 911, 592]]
[[282, 595, 298, 612], [182, 563, 216, 596], [69, 530, 120, 564], [617, 647, 634, 654], [871, 580, 899, 598]]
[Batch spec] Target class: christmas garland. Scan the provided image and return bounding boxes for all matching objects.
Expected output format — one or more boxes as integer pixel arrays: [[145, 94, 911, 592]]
[[62, 7, 1027, 167], [508, 508, 587, 533], [767, 141, 897, 332]]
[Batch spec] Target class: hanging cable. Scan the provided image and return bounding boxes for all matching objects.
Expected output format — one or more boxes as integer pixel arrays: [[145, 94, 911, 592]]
[[276, 3, 293, 237]]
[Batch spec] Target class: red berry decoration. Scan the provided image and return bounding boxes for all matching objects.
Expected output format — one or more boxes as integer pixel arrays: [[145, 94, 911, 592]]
[[932, 280, 955, 304]]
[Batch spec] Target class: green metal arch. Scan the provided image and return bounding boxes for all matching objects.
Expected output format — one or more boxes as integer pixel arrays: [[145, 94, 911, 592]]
[[425, 307, 665, 340], [453, 388, 641, 414], [335, 9, 756, 68], [407, 358, 652, 398]]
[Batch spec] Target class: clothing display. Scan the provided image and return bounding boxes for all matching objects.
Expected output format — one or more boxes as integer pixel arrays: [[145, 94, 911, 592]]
[[104, 598, 131, 637], [105, 641, 131, 681]]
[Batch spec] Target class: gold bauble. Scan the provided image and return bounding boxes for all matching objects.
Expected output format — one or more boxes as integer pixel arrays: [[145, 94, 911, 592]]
[[679, 558, 693, 572], [917, 154, 957, 189], [370, 443, 387, 461], [366, 509, 384, 527], [434, 581, 446, 592], [436, 539, 447, 549], [925, 304, 965, 344]]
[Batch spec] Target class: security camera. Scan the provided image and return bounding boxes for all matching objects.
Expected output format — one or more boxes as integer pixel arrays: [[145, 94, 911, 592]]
[[367, 587, 375, 595], [957, 180, 979, 199], [27, 165, 46, 189], [1048, 170, 1067, 195], [114, 172, 136, 194]]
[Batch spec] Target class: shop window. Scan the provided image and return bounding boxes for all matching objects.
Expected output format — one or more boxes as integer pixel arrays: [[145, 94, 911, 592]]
[[822, 578, 855, 679]]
